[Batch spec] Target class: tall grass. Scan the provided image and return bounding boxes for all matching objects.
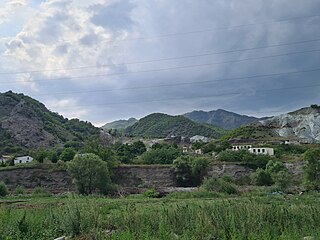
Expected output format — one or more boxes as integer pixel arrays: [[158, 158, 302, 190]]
[[0, 195, 319, 239]]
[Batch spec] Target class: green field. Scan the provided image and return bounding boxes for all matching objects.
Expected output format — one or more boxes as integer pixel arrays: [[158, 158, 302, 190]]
[[0, 192, 320, 240]]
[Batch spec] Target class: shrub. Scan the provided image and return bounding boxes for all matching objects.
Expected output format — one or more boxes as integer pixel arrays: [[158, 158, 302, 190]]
[[67, 153, 114, 195], [139, 146, 181, 164], [0, 181, 8, 197], [174, 156, 210, 187], [251, 168, 273, 186], [303, 148, 320, 190], [273, 170, 292, 190], [15, 185, 26, 195], [143, 188, 160, 198], [201, 178, 238, 195], [32, 187, 51, 197]]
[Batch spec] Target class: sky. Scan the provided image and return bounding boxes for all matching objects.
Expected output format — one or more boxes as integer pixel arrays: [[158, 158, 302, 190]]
[[0, 0, 320, 126]]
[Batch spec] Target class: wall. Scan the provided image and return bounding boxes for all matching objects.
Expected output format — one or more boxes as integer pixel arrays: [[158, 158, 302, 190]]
[[0, 162, 306, 193]]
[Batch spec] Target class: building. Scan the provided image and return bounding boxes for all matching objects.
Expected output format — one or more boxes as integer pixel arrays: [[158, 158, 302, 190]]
[[14, 156, 34, 165], [232, 145, 274, 156], [232, 145, 252, 151], [249, 148, 274, 156], [195, 149, 203, 155], [183, 146, 189, 153]]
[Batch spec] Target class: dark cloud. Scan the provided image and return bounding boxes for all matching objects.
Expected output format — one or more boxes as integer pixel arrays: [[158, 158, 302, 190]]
[[1, 0, 320, 125]]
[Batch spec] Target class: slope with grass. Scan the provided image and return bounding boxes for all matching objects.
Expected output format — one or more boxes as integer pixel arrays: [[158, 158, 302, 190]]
[[0, 91, 101, 153], [125, 113, 227, 138]]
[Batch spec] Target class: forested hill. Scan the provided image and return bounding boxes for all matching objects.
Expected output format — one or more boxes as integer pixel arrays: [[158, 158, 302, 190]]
[[0, 91, 101, 154], [125, 113, 227, 138], [183, 109, 262, 130]]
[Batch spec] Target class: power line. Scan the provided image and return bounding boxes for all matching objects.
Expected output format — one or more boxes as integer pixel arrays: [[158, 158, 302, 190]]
[[3, 13, 319, 49], [1, 38, 320, 75], [1, 48, 320, 85], [31, 67, 320, 97], [47, 82, 320, 110]]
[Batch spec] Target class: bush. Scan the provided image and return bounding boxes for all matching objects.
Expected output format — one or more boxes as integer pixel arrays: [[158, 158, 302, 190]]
[[251, 168, 273, 186], [201, 178, 238, 195], [0, 181, 8, 197], [32, 187, 51, 196], [174, 156, 210, 187], [273, 170, 291, 190], [303, 148, 320, 190], [139, 146, 181, 164], [67, 153, 114, 195], [143, 188, 160, 198], [15, 185, 26, 195]]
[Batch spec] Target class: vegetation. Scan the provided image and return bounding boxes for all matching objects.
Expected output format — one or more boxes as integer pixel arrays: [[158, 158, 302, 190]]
[[114, 141, 146, 164], [67, 153, 113, 195], [0, 182, 8, 197], [125, 113, 226, 138], [0, 194, 320, 239], [304, 148, 320, 190], [218, 149, 274, 168], [139, 144, 181, 164], [201, 177, 238, 194], [173, 156, 210, 186]]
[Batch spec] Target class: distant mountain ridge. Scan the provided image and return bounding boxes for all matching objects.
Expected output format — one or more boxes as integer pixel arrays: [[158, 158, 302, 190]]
[[259, 105, 320, 143], [0, 91, 102, 153], [183, 109, 262, 130], [102, 118, 138, 130], [125, 113, 227, 138]]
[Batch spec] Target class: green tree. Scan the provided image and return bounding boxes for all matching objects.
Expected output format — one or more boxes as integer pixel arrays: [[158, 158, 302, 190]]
[[67, 153, 113, 195], [252, 168, 273, 186], [0, 181, 8, 197], [140, 146, 181, 164], [173, 156, 210, 187], [47, 150, 58, 163], [34, 149, 48, 163], [304, 148, 320, 190], [60, 148, 76, 162]]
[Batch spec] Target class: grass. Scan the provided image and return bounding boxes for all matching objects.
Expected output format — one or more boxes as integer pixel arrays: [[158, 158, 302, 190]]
[[0, 193, 319, 239]]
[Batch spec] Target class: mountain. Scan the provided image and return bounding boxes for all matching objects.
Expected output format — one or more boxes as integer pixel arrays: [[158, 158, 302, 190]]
[[125, 113, 227, 138], [259, 105, 320, 143], [222, 105, 320, 143], [0, 91, 102, 153], [183, 109, 262, 130], [102, 118, 138, 130]]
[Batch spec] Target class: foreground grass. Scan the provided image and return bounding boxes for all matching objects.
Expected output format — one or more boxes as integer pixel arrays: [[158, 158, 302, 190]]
[[0, 193, 319, 239]]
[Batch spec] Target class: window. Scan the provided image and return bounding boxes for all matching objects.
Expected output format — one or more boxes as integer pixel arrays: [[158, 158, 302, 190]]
[[253, 149, 256, 152], [19, 160, 22, 163], [258, 149, 261, 153], [262, 149, 265, 153]]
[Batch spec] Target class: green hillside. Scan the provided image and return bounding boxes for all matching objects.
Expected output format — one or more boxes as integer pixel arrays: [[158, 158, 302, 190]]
[[102, 118, 138, 130], [125, 113, 227, 138], [0, 91, 101, 154]]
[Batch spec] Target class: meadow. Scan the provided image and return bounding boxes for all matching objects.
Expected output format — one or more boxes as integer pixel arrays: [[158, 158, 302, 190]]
[[0, 191, 320, 240]]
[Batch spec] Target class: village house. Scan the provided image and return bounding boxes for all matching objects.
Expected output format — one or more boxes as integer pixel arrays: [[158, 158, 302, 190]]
[[14, 156, 34, 165], [195, 149, 203, 155], [249, 147, 274, 156], [232, 145, 274, 156]]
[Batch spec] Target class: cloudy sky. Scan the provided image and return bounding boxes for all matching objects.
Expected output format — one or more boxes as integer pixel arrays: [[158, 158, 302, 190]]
[[1, 0, 320, 126]]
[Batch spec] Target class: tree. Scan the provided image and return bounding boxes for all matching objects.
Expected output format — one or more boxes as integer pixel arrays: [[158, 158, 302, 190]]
[[0, 181, 8, 197], [34, 149, 48, 163], [67, 153, 113, 195], [60, 148, 76, 162], [304, 148, 320, 190], [173, 156, 210, 187], [252, 168, 273, 186], [140, 146, 181, 164], [47, 150, 58, 163]]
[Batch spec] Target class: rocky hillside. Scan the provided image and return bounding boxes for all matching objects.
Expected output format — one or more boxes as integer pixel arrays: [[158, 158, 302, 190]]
[[183, 109, 262, 130], [125, 113, 227, 138], [259, 105, 320, 143], [102, 118, 138, 130], [0, 91, 101, 153]]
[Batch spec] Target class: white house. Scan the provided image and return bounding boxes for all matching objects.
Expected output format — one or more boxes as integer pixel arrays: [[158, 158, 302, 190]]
[[14, 156, 34, 165], [249, 148, 274, 156], [195, 149, 203, 155], [232, 145, 252, 151]]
